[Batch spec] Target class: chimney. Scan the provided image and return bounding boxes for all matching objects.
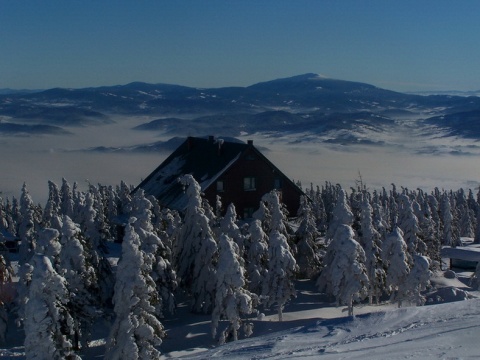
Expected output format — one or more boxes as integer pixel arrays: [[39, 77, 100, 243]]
[[187, 136, 194, 150], [247, 140, 253, 146], [217, 138, 224, 156]]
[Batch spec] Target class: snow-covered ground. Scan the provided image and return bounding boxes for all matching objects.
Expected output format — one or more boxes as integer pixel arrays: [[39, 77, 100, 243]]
[[180, 298, 480, 359], [1, 254, 478, 359]]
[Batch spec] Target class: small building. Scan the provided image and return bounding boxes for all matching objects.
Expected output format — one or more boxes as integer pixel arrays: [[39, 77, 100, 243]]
[[134, 136, 304, 218], [441, 244, 480, 269]]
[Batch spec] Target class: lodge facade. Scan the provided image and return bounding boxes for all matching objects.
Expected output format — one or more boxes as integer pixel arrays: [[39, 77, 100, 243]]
[[135, 136, 304, 218]]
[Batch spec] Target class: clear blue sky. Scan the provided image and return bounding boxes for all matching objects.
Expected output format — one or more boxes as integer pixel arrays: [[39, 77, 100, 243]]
[[1, 0, 479, 92]]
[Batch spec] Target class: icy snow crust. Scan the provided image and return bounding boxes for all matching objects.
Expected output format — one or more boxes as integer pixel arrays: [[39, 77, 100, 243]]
[[182, 298, 480, 359]]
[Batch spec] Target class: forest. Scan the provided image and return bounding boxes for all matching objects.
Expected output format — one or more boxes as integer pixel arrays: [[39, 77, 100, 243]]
[[0, 174, 479, 359]]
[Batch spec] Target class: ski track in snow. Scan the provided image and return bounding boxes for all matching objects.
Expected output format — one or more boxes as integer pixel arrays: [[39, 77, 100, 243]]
[[181, 299, 480, 359]]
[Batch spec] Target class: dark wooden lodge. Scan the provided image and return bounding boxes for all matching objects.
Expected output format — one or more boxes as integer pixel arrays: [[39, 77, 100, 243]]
[[135, 136, 303, 218]]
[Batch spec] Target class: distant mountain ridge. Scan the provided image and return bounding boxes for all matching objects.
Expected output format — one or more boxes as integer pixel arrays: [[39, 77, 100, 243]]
[[1, 73, 480, 140]]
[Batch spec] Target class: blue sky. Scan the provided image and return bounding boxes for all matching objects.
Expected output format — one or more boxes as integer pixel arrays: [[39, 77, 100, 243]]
[[1, 1, 479, 92]]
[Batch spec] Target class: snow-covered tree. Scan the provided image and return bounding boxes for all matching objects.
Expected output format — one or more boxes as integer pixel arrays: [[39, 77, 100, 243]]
[[36, 228, 62, 270], [60, 178, 75, 220], [18, 183, 37, 265], [79, 192, 115, 305], [317, 224, 369, 316], [371, 191, 388, 240], [263, 230, 297, 321], [441, 193, 461, 247], [245, 219, 269, 296], [295, 195, 322, 278], [131, 190, 177, 316], [359, 196, 386, 304], [175, 175, 217, 313], [211, 234, 257, 343], [59, 216, 97, 349], [24, 255, 79, 360], [0, 254, 13, 343], [105, 219, 164, 360], [382, 227, 411, 307], [42, 181, 61, 229], [325, 188, 354, 243], [219, 204, 245, 253], [398, 194, 425, 256], [397, 255, 431, 306]]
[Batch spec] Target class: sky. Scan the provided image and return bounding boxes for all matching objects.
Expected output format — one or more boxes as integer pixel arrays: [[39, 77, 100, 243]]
[[1, 0, 480, 92]]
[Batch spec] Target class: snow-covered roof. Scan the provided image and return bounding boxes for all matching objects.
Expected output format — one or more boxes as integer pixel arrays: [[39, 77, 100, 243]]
[[441, 244, 480, 262], [134, 136, 251, 211]]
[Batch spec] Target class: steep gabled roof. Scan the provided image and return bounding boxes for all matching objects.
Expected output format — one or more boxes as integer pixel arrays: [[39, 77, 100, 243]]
[[135, 136, 250, 210]]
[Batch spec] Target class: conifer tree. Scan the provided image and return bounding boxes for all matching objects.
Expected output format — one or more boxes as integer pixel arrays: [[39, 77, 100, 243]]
[[59, 216, 97, 349], [60, 178, 75, 220], [220, 203, 245, 255], [0, 254, 13, 343], [317, 225, 369, 316], [359, 196, 386, 304], [79, 192, 115, 306], [382, 227, 411, 307], [211, 234, 257, 343], [175, 175, 217, 313], [245, 219, 269, 296], [325, 188, 354, 243], [295, 195, 322, 278], [105, 219, 164, 360], [397, 255, 431, 306], [398, 194, 426, 256], [42, 181, 61, 229], [131, 190, 177, 316], [441, 193, 461, 247], [24, 255, 80, 360], [263, 230, 297, 321], [18, 183, 37, 265]]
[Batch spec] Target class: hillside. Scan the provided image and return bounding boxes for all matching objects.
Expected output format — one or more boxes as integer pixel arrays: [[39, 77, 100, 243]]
[[1, 74, 480, 139]]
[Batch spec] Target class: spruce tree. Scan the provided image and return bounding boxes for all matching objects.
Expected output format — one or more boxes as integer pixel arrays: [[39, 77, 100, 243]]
[[175, 175, 217, 313], [295, 195, 322, 278], [382, 227, 411, 307], [24, 255, 80, 360], [317, 225, 369, 316], [211, 234, 257, 343], [245, 219, 269, 296], [263, 230, 297, 321], [359, 196, 386, 304], [105, 219, 164, 360]]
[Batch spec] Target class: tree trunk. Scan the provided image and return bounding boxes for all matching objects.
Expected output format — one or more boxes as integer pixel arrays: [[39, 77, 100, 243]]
[[348, 295, 353, 317]]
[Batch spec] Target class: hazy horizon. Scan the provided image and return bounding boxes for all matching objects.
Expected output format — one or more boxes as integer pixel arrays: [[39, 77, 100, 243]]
[[2, 115, 479, 205]]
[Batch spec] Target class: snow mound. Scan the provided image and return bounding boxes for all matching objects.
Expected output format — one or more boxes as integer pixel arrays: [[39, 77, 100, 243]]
[[426, 286, 472, 304]]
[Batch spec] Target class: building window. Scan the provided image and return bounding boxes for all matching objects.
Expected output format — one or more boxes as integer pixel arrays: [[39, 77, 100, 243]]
[[217, 180, 225, 192], [243, 177, 256, 191], [274, 178, 282, 189]]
